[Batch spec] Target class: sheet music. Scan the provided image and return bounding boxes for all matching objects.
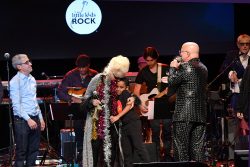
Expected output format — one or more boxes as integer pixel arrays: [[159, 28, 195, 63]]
[[49, 104, 54, 120], [147, 100, 154, 120]]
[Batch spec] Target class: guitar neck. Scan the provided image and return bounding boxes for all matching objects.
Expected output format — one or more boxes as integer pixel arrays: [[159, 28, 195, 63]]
[[154, 89, 167, 98]]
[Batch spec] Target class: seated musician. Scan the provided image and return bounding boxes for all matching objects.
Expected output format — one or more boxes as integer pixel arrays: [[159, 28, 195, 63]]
[[57, 54, 98, 163], [133, 46, 175, 162]]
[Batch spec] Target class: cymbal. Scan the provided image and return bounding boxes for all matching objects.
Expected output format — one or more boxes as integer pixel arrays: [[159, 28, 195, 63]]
[[67, 87, 83, 90]]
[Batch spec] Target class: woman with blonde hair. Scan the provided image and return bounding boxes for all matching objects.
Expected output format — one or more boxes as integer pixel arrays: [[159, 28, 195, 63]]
[[82, 55, 130, 167]]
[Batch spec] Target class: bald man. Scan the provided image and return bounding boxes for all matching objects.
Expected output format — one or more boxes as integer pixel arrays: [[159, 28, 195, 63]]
[[168, 42, 208, 162]]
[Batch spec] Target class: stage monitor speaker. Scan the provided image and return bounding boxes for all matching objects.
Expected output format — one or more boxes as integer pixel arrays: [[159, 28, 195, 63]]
[[60, 129, 76, 162], [62, 141, 76, 162], [227, 118, 237, 160], [133, 161, 209, 167], [234, 136, 249, 167], [234, 149, 248, 167]]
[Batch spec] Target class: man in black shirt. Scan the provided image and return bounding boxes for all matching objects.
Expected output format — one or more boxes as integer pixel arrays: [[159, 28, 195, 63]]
[[134, 46, 174, 162]]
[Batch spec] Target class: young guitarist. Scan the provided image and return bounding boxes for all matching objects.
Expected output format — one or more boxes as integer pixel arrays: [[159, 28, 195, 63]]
[[134, 46, 175, 162]]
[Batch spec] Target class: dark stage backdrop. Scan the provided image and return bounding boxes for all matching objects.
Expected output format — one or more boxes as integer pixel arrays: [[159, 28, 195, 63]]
[[0, 0, 234, 60], [0, 1, 250, 83]]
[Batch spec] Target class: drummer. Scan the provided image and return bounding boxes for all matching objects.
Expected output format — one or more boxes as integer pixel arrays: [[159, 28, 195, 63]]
[[57, 54, 98, 163]]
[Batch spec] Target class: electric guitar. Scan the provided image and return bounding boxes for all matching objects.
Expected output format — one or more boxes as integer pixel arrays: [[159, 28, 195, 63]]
[[140, 88, 166, 117], [67, 87, 86, 99], [140, 87, 176, 117]]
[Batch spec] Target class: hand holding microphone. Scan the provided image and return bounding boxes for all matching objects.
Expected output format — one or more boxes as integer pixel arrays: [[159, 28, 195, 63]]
[[170, 56, 182, 69], [92, 91, 103, 107]]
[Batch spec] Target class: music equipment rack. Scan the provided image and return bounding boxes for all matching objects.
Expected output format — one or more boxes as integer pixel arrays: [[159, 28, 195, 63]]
[[1, 79, 62, 90], [1, 72, 138, 90]]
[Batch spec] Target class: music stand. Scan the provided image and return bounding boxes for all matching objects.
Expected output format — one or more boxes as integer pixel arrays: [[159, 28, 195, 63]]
[[39, 98, 62, 166], [49, 103, 85, 164], [49, 103, 85, 121]]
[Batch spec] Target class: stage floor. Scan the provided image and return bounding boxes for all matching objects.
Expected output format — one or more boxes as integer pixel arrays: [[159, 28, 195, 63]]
[[0, 147, 237, 167]]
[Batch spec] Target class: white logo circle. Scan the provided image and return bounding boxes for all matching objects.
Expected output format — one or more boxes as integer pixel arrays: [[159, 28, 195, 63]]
[[65, 0, 102, 35]]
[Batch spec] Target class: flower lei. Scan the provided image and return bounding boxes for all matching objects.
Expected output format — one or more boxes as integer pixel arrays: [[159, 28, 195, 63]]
[[103, 76, 112, 167], [92, 74, 117, 167]]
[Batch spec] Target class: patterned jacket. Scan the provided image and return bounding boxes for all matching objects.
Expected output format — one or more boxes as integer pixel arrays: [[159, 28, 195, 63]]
[[168, 58, 208, 123]]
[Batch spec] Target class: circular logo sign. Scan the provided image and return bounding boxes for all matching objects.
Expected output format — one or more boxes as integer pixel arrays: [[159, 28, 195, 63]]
[[65, 0, 102, 35]]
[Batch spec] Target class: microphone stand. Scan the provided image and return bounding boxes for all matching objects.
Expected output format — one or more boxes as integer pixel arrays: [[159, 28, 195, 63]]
[[207, 56, 239, 162], [207, 56, 238, 88], [6, 58, 15, 166]]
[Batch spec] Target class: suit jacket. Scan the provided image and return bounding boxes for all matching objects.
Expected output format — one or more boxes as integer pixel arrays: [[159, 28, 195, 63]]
[[237, 65, 250, 120], [0, 79, 3, 103], [220, 50, 250, 81], [168, 58, 208, 123]]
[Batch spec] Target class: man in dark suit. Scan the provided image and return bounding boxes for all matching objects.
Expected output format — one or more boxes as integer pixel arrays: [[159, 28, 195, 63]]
[[235, 65, 249, 154], [168, 42, 208, 162], [0, 78, 3, 103], [220, 34, 250, 112], [236, 65, 250, 121]]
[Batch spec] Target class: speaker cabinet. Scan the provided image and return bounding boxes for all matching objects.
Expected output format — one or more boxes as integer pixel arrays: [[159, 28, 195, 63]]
[[234, 149, 248, 167], [60, 129, 76, 162], [234, 135, 249, 167]]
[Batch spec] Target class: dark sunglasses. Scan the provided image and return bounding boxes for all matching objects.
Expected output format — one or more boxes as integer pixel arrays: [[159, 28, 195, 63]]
[[239, 43, 250, 46]]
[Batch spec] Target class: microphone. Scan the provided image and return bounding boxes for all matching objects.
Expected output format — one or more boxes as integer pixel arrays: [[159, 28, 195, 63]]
[[93, 91, 105, 107], [239, 52, 245, 56], [41, 72, 50, 80], [48, 75, 64, 79], [4, 53, 10, 59], [93, 91, 99, 99], [175, 56, 183, 63]]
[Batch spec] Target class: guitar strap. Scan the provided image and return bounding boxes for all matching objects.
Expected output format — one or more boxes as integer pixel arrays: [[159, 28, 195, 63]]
[[157, 63, 162, 91]]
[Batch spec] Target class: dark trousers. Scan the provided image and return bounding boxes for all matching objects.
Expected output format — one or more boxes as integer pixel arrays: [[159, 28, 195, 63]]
[[14, 116, 41, 167], [91, 125, 118, 167], [122, 120, 150, 167], [173, 122, 206, 162], [230, 93, 239, 111], [150, 119, 172, 161]]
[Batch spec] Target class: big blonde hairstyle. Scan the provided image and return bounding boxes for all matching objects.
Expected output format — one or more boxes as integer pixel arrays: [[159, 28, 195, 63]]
[[104, 55, 130, 78]]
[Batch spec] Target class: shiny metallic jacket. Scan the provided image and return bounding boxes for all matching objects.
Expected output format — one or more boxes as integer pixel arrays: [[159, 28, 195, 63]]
[[168, 58, 208, 123]]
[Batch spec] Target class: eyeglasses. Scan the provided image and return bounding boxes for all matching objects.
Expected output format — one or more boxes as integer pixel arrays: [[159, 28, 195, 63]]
[[179, 50, 190, 55], [239, 43, 250, 46], [19, 60, 32, 65]]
